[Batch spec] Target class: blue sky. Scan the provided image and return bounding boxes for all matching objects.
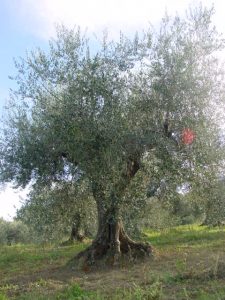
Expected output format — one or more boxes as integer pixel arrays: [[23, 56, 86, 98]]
[[0, 1, 46, 113], [0, 0, 225, 220]]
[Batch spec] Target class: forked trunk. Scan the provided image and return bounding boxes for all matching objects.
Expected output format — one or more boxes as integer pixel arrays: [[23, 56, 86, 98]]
[[76, 157, 152, 265], [76, 206, 152, 265]]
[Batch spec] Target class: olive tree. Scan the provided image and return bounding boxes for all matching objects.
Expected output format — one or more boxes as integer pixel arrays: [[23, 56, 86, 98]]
[[0, 218, 30, 245], [17, 180, 97, 243], [1, 6, 225, 263], [200, 178, 225, 226]]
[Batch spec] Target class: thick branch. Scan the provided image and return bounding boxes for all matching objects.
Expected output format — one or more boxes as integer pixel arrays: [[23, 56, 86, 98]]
[[163, 112, 179, 145], [164, 118, 172, 138]]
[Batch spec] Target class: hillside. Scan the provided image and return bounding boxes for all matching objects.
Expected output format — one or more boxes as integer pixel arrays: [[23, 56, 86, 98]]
[[1, 225, 225, 299]]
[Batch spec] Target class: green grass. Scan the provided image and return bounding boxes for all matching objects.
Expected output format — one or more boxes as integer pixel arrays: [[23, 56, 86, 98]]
[[14, 282, 163, 300], [144, 224, 225, 248], [1, 225, 225, 299], [0, 293, 8, 300], [0, 243, 87, 278], [56, 283, 97, 300]]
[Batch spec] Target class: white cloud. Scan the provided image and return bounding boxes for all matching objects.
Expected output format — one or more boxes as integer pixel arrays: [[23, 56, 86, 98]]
[[0, 185, 28, 221], [10, 0, 224, 40]]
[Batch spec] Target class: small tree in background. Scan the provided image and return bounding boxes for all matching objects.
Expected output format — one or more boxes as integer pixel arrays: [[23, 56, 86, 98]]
[[0, 218, 30, 245], [17, 180, 97, 243], [200, 178, 225, 226]]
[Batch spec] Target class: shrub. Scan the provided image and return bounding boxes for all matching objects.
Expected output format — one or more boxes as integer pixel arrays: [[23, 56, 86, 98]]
[[0, 218, 31, 245]]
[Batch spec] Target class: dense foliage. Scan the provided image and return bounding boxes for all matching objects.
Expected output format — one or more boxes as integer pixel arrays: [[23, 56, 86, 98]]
[[0, 218, 30, 245], [17, 181, 97, 242]]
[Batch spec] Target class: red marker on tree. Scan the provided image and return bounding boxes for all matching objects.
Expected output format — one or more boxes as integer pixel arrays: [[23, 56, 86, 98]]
[[181, 128, 195, 145]]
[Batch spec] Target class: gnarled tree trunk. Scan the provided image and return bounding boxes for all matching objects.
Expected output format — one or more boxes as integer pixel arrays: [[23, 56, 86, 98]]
[[76, 154, 153, 265], [76, 205, 152, 265], [76, 182, 152, 264]]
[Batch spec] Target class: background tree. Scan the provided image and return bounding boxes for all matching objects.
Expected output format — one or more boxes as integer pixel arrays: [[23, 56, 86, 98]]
[[0, 218, 30, 245], [199, 177, 225, 226], [17, 180, 97, 243], [1, 5, 225, 264]]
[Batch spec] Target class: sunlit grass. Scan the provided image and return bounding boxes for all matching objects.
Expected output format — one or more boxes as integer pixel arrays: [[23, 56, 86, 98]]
[[0, 242, 88, 280], [144, 224, 225, 248], [1, 225, 225, 299]]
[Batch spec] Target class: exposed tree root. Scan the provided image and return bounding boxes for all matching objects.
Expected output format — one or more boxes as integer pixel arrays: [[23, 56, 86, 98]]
[[75, 219, 152, 266]]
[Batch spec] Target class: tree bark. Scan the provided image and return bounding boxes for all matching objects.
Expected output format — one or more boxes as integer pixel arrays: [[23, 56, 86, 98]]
[[75, 156, 152, 265], [70, 224, 84, 242], [76, 203, 152, 265], [61, 214, 85, 246], [69, 213, 85, 242]]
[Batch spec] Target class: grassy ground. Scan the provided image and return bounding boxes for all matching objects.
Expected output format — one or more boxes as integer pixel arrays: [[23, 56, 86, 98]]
[[1, 225, 225, 299]]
